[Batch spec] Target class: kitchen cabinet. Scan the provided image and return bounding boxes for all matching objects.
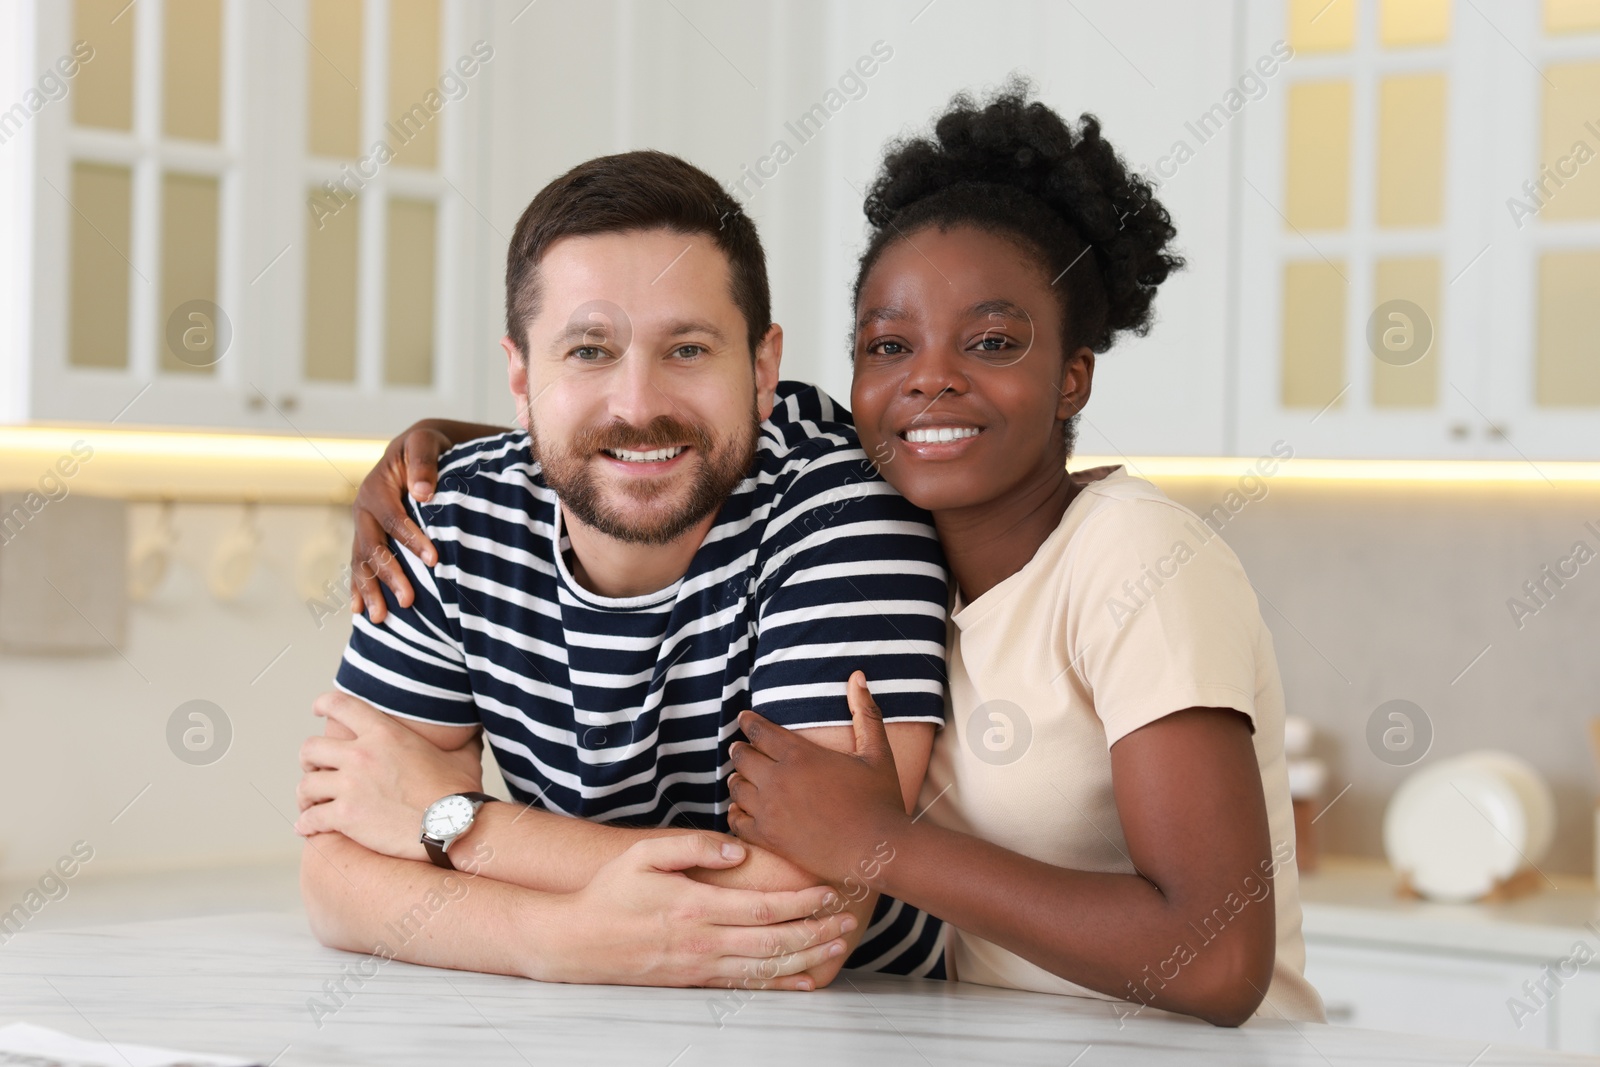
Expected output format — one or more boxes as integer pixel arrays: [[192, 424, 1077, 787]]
[[1232, 0, 1600, 461], [1301, 857, 1600, 1055], [9, 0, 495, 436]]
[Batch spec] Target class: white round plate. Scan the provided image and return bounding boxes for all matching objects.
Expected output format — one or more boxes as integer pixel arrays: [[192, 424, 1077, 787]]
[[1384, 754, 1530, 903]]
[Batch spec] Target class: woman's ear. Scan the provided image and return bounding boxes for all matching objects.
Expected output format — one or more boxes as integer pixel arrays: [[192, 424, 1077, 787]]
[[1057, 346, 1095, 422]]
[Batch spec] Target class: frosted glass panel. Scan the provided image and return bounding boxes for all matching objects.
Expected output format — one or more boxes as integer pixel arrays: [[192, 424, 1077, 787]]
[[1286, 81, 1352, 230], [1378, 73, 1447, 228], [1281, 260, 1347, 408], [388, 0, 442, 168], [385, 198, 436, 387], [1546, 0, 1600, 34], [308, 0, 363, 158], [1289, 0, 1356, 53], [163, 0, 223, 141], [68, 162, 133, 369], [159, 173, 220, 375], [1372, 257, 1440, 408], [1537, 250, 1600, 406], [1540, 63, 1600, 220], [304, 190, 359, 382], [73, 0, 134, 130], [1381, 0, 1451, 47]]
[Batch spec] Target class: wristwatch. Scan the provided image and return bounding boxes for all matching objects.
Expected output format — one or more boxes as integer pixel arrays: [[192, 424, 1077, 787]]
[[420, 791, 497, 869]]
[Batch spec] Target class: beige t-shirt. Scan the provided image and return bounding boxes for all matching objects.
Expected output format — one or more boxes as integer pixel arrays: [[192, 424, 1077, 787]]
[[919, 465, 1325, 1023]]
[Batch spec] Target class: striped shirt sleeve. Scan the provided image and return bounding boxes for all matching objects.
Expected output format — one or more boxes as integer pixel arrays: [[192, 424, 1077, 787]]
[[334, 494, 480, 727], [749, 447, 949, 729]]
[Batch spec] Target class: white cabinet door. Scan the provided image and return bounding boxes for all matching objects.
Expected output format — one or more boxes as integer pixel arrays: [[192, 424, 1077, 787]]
[[1234, 0, 1497, 460], [1478, 4, 1600, 462], [1553, 972, 1600, 1056], [1305, 940, 1553, 1050], [1233, 0, 1600, 460], [24, 0, 493, 435]]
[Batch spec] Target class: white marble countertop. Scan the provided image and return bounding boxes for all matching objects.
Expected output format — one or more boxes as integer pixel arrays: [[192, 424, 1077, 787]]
[[1301, 856, 1600, 960], [3, 908, 1597, 1066]]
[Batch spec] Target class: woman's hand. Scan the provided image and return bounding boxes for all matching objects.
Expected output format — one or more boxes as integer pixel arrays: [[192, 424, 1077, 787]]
[[728, 671, 909, 886], [350, 419, 507, 622]]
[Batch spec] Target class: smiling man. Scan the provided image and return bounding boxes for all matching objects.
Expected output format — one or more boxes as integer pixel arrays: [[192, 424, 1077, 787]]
[[296, 150, 950, 989]]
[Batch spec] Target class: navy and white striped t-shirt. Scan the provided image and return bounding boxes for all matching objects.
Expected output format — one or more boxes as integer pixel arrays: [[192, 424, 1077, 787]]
[[336, 381, 948, 828]]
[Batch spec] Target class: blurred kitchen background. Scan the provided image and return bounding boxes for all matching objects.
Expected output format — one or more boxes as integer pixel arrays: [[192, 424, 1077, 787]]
[[4, 0, 1600, 1052]]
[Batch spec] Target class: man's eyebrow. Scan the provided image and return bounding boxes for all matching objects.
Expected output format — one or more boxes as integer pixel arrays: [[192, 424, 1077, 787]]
[[548, 317, 727, 348], [663, 318, 726, 342], [551, 320, 617, 347]]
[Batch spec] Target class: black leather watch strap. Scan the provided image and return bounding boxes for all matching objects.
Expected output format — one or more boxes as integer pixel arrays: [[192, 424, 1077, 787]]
[[421, 792, 498, 870]]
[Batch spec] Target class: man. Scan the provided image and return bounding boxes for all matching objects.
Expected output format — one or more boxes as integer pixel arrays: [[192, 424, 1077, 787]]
[[295, 150, 949, 989]]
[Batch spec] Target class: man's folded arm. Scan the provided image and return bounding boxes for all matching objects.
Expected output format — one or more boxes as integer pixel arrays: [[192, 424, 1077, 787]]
[[299, 827, 857, 989]]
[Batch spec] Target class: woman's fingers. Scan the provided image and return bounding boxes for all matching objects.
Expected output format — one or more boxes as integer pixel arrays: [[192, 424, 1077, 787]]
[[728, 739, 777, 777], [349, 509, 402, 620], [403, 428, 447, 503], [846, 670, 891, 762]]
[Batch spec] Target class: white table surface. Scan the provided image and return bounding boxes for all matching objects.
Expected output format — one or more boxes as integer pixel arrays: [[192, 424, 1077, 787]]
[[2, 908, 1596, 1066]]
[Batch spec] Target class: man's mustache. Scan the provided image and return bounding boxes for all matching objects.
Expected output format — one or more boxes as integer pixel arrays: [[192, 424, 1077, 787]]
[[571, 415, 715, 455]]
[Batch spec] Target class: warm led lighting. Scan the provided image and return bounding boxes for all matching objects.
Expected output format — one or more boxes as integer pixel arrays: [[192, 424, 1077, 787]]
[[1074, 455, 1600, 485], [0, 425, 385, 463], [0, 424, 387, 502], [2, 426, 1597, 502]]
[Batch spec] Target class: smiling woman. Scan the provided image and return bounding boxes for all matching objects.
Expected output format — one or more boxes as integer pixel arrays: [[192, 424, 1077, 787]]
[[722, 78, 1326, 1028]]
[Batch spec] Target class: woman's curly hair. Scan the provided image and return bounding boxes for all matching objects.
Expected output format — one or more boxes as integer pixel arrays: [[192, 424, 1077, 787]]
[[854, 76, 1184, 357]]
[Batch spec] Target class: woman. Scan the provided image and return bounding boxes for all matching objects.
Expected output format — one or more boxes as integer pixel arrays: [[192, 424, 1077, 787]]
[[347, 81, 1323, 1026]]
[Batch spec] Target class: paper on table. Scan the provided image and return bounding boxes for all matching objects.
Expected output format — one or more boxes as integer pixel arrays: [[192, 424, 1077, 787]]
[[0, 1023, 258, 1067]]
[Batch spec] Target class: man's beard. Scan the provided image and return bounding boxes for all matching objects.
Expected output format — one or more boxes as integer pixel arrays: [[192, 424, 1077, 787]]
[[530, 404, 759, 546]]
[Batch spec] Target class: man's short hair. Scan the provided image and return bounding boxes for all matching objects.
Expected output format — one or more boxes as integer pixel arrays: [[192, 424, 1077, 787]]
[[504, 150, 772, 358]]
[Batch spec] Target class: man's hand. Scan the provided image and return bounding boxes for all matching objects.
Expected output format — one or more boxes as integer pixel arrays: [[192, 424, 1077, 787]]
[[728, 671, 910, 886], [294, 691, 484, 860], [550, 835, 857, 990]]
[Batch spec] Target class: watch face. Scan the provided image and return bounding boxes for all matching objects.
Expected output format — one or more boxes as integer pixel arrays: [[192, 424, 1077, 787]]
[[423, 794, 474, 839]]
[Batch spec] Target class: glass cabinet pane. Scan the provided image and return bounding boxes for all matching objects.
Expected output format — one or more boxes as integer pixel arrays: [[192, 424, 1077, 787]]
[[1540, 63, 1600, 221], [1546, 0, 1600, 34], [1371, 257, 1440, 407], [388, 0, 441, 168], [1290, 0, 1356, 53], [1380, 0, 1451, 48], [304, 190, 360, 382], [1281, 259, 1348, 408], [1378, 73, 1447, 228], [384, 197, 436, 386], [158, 173, 221, 375], [163, 0, 223, 142], [308, 0, 364, 158], [1537, 250, 1600, 406], [73, 0, 135, 131], [1286, 81, 1353, 230], [68, 162, 133, 368]]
